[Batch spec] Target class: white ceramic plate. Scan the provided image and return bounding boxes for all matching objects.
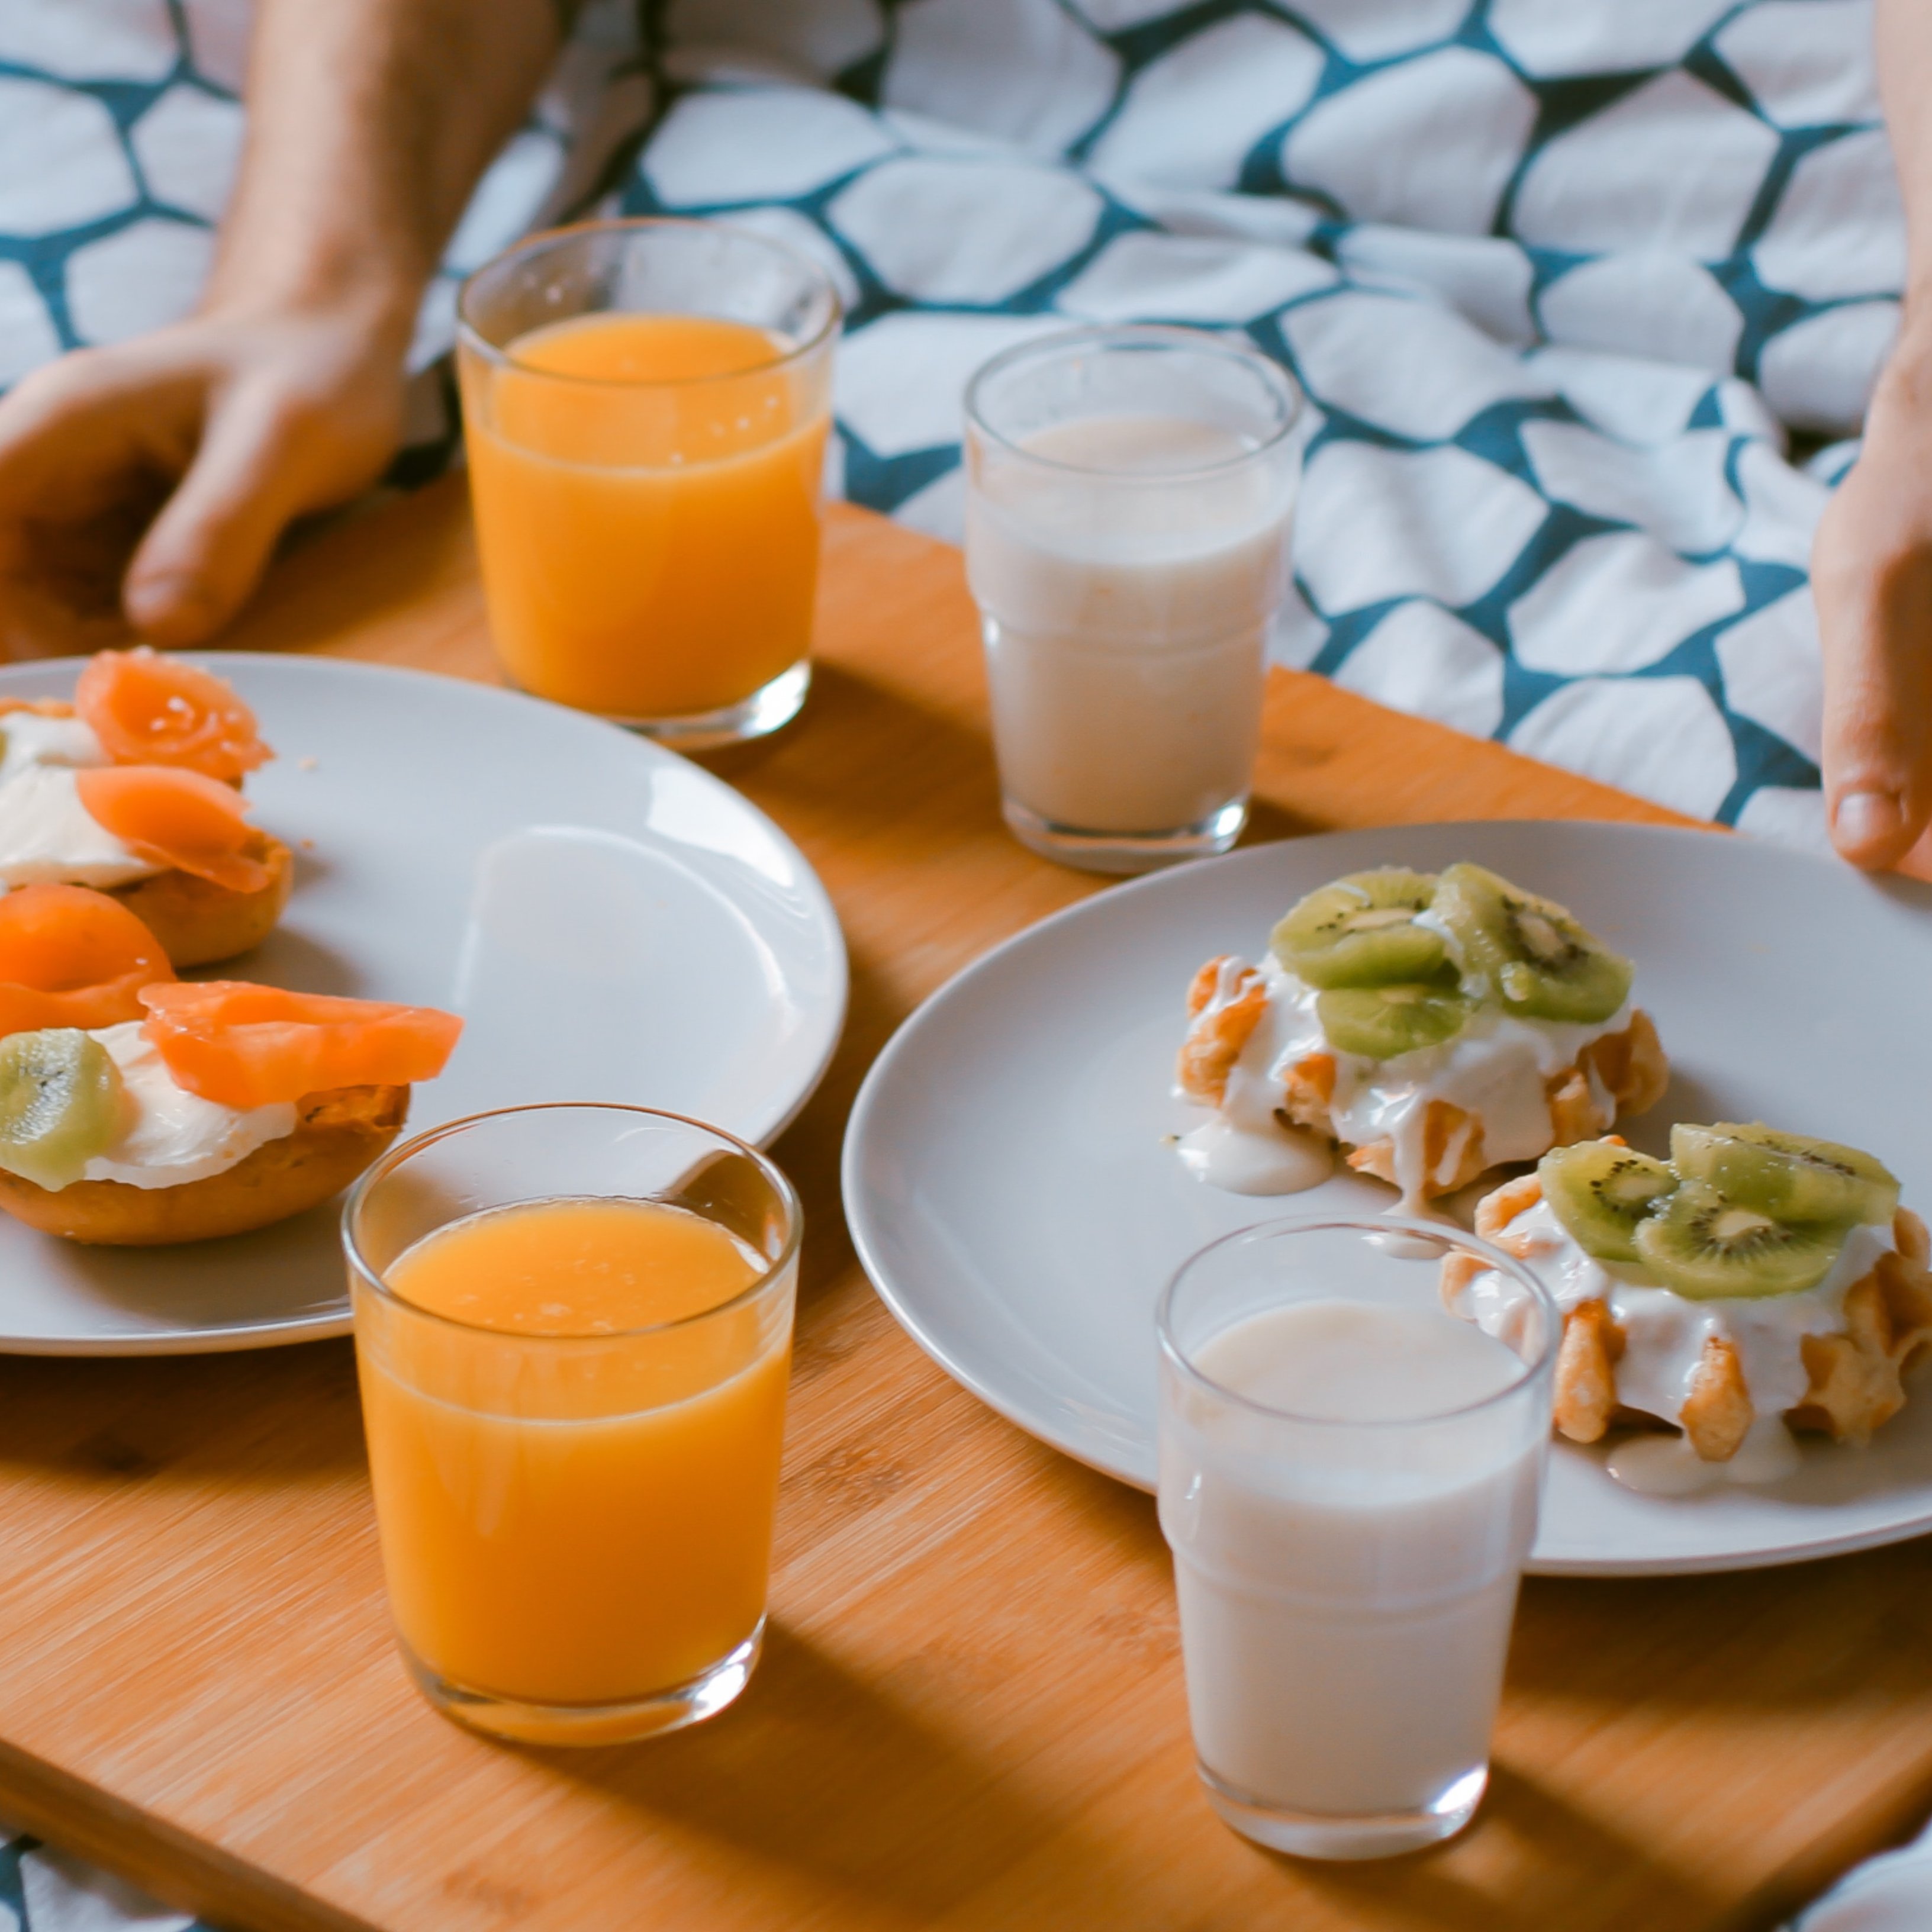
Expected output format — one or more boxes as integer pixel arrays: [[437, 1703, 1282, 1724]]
[[845, 820, 1932, 1576], [0, 655, 845, 1355]]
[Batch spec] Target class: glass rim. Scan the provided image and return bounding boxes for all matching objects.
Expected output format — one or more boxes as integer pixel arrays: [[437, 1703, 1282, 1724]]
[[1155, 1212, 1558, 1429], [963, 323, 1305, 482], [341, 1100, 803, 1344], [455, 214, 844, 391]]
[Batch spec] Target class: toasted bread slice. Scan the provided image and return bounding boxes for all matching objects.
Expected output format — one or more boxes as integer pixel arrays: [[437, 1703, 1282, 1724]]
[[108, 830, 294, 969], [0, 1083, 407, 1245]]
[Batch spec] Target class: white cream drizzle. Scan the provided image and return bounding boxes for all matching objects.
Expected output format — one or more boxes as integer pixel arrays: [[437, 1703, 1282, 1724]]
[[1450, 1194, 1894, 1492], [0, 766, 158, 890], [1606, 1419, 1803, 1497], [79, 1022, 295, 1190], [1181, 952, 1630, 1209], [1176, 1114, 1332, 1194]]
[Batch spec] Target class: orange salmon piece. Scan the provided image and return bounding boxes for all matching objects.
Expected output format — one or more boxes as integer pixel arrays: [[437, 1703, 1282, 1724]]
[[139, 981, 463, 1109], [74, 765, 272, 893], [0, 883, 174, 1035], [74, 648, 271, 781]]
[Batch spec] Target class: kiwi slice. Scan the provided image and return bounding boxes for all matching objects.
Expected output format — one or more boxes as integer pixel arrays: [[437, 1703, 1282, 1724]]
[[1632, 1179, 1842, 1300], [1670, 1122, 1898, 1229], [1431, 862, 1632, 1024], [1316, 984, 1469, 1060], [1271, 868, 1447, 990], [1540, 1140, 1677, 1264], [0, 1029, 124, 1192]]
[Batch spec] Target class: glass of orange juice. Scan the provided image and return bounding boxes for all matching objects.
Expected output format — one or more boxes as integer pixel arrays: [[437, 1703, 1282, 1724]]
[[456, 218, 841, 746], [343, 1103, 800, 1745]]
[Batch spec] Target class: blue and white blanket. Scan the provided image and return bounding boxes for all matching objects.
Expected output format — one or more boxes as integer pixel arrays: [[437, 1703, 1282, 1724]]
[[0, 1, 1920, 1923], [0, 0, 1902, 852]]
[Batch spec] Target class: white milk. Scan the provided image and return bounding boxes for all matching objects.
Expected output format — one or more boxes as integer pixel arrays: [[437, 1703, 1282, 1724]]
[[1160, 1300, 1541, 1821], [965, 414, 1293, 833]]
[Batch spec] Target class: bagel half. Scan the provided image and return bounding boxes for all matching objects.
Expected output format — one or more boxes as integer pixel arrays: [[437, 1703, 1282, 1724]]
[[0, 698, 290, 968], [0, 1083, 408, 1245], [108, 830, 295, 968]]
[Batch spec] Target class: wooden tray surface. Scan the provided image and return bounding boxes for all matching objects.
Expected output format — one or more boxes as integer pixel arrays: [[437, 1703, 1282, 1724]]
[[0, 484, 1926, 1932]]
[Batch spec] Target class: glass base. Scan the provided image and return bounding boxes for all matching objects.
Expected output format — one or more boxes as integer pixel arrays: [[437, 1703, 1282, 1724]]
[[1199, 1762, 1486, 1861], [1002, 796, 1246, 875], [402, 1619, 764, 1747], [514, 659, 810, 752]]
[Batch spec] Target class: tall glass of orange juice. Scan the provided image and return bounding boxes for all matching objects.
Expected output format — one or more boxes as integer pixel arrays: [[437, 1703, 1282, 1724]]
[[456, 219, 841, 746], [343, 1104, 800, 1744]]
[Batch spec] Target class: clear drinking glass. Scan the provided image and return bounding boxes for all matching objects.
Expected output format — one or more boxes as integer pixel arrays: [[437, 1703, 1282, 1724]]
[[1157, 1216, 1556, 1860], [458, 218, 841, 747], [964, 325, 1303, 874], [343, 1104, 800, 1746]]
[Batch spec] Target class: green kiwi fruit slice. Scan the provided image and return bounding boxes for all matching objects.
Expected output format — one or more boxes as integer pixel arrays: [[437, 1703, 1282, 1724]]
[[1429, 862, 1632, 1024], [1632, 1179, 1843, 1300], [0, 1029, 124, 1192], [1670, 1122, 1898, 1229], [1539, 1140, 1678, 1264], [1316, 984, 1470, 1060], [1271, 868, 1447, 990]]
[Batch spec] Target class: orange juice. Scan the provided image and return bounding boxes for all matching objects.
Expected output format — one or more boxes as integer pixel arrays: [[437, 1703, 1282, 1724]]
[[461, 311, 831, 720], [356, 1196, 791, 1709]]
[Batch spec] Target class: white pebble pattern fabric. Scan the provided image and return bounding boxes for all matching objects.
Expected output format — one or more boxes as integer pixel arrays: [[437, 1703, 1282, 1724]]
[[613, 0, 1906, 851], [0, 0, 1904, 849]]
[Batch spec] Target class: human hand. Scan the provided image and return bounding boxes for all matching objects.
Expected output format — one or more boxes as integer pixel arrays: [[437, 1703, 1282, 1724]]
[[1811, 339, 1932, 872], [0, 302, 410, 656]]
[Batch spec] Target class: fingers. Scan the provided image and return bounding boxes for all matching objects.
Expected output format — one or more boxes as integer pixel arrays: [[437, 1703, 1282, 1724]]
[[0, 315, 404, 651], [121, 379, 313, 646], [0, 347, 204, 653], [1817, 537, 1932, 870]]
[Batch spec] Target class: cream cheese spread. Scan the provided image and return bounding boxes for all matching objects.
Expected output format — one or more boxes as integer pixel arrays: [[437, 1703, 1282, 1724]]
[[0, 711, 110, 784], [0, 766, 160, 890], [80, 1021, 295, 1189], [1182, 953, 1630, 1207]]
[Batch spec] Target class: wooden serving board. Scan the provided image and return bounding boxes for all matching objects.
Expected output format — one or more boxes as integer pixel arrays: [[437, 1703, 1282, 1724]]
[[1, 483, 1928, 1932]]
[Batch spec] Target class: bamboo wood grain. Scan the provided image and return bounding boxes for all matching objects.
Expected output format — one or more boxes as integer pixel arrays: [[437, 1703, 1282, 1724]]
[[0, 482, 1924, 1932]]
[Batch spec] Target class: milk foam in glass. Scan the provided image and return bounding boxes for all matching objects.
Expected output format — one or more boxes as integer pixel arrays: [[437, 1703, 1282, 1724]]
[[964, 328, 1302, 874], [1157, 1217, 1556, 1859]]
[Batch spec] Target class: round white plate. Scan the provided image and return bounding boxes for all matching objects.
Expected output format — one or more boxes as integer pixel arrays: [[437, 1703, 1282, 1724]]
[[0, 654, 845, 1355], [845, 820, 1932, 1576]]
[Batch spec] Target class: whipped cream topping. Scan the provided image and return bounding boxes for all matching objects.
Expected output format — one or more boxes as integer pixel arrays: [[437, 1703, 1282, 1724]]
[[0, 766, 159, 890], [1454, 1194, 1892, 1431], [80, 1021, 295, 1189], [0, 711, 110, 784], [1187, 952, 1630, 1208]]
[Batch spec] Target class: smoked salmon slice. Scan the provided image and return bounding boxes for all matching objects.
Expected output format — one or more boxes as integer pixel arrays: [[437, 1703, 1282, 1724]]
[[74, 648, 272, 781], [75, 765, 272, 894], [139, 981, 463, 1109], [0, 883, 173, 1035]]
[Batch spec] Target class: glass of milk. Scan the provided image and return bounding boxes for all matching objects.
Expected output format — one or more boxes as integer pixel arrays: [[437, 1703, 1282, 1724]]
[[1157, 1216, 1557, 1860], [964, 327, 1303, 874]]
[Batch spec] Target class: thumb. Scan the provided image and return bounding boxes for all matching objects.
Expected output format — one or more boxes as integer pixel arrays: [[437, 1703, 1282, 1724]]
[[1815, 523, 1932, 872], [121, 381, 312, 646]]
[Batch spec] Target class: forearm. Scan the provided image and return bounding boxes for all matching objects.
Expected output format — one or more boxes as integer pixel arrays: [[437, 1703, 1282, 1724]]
[[204, 0, 565, 341]]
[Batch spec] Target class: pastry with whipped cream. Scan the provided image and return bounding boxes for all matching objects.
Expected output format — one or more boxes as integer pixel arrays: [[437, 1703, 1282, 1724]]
[[0, 648, 291, 967], [1443, 1127, 1932, 1477], [1175, 863, 1668, 1205], [0, 981, 461, 1245]]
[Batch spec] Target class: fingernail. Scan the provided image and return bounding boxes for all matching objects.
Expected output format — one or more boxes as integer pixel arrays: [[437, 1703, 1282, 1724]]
[[124, 574, 214, 636], [1834, 789, 1904, 850]]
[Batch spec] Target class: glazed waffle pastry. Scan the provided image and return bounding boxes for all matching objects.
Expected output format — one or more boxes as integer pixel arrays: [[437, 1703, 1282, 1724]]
[[1444, 1174, 1932, 1459], [1179, 957, 1669, 1201]]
